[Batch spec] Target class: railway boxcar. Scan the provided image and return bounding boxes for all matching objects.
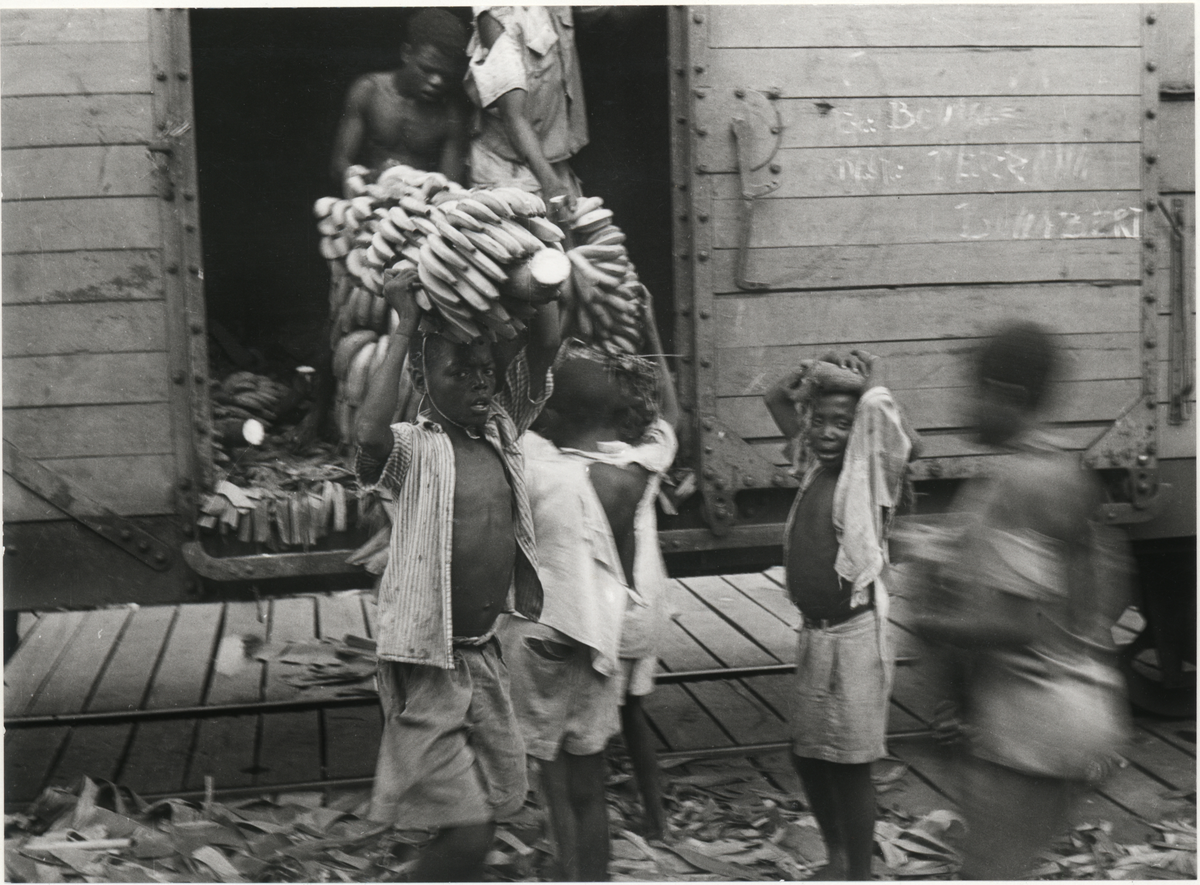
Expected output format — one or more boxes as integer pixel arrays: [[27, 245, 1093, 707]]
[[3, 6, 1193, 703]]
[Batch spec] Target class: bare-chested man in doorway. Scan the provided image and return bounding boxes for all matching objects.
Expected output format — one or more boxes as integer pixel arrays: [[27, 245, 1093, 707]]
[[330, 8, 470, 186]]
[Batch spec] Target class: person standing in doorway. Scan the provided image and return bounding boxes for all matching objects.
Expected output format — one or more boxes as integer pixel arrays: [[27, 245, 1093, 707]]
[[465, 6, 588, 205], [330, 8, 471, 186]]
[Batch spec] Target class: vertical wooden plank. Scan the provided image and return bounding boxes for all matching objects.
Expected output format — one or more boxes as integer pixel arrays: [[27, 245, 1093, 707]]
[[143, 603, 222, 709], [149, 6, 212, 498], [45, 724, 132, 790], [362, 595, 378, 637], [642, 684, 728, 752], [196, 600, 265, 791], [679, 575, 796, 660], [258, 598, 322, 789], [667, 580, 778, 667], [317, 592, 381, 782], [263, 596, 316, 702], [26, 608, 130, 716], [5, 726, 69, 804], [86, 605, 176, 712], [323, 707, 383, 781], [118, 720, 195, 797], [257, 711, 323, 789], [316, 591, 371, 642], [204, 601, 266, 707], [4, 610, 87, 716], [185, 716, 258, 791]]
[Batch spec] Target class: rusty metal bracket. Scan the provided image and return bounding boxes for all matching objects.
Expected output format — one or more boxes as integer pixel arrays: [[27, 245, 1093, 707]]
[[730, 96, 784, 291], [3, 440, 173, 570], [697, 413, 796, 536], [1082, 392, 1163, 518], [1160, 197, 1193, 424]]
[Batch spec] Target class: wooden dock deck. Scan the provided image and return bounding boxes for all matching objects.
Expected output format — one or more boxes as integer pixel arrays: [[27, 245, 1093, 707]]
[[6, 568, 1195, 844]]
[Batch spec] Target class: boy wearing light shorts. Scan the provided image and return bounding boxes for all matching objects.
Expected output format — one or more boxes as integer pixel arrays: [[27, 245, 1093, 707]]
[[505, 338, 677, 878], [763, 351, 916, 880]]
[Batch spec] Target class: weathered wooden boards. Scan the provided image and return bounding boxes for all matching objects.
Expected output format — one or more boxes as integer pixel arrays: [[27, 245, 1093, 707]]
[[4, 591, 380, 802], [4, 579, 1195, 844], [1, 9, 171, 523], [686, 5, 1153, 468]]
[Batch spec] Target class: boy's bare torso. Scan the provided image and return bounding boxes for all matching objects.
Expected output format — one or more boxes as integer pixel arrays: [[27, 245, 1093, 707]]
[[358, 72, 456, 173], [450, 433, 516, 637]]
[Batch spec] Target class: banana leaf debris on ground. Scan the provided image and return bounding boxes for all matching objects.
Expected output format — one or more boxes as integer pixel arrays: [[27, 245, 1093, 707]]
[[6, 756, 1195, 882]]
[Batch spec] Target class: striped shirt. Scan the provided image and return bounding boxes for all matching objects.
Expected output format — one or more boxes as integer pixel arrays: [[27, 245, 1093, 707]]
[[356, 353, 550, 669]]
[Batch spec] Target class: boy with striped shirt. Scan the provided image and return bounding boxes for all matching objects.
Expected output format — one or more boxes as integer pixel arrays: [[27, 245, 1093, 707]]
[[354, 268, 559, 880]]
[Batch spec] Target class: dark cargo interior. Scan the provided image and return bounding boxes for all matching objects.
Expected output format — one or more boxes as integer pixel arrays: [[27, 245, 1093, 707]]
[[189, 7, 673, 371]]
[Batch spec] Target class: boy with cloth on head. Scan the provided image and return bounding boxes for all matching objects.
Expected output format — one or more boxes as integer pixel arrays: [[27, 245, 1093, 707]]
[[354, 265, 559, 881], [763, 351, 917, 881]]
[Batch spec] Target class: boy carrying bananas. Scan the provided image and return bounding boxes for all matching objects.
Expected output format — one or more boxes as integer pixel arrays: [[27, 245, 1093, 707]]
[[354, 265, 559, 881]]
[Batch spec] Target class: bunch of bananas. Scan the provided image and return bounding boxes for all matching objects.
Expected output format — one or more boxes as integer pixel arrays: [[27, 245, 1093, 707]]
[[561, 196, 647, 356], [317, 163, 576, 444], [210, 371, 293, 461], [212, 371, 292, 424]]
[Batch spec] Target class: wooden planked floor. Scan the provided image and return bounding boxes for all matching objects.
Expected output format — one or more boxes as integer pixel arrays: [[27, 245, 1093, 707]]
[[5, 571, 1196, 842]]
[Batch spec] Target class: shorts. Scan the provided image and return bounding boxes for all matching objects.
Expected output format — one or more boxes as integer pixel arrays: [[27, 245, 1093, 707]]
[[617, 655, 658, 700], [789, 609, 892, 764], [468, 141, 583, 198], [368, 639, 527, 830], [503, 618, 621, 760]]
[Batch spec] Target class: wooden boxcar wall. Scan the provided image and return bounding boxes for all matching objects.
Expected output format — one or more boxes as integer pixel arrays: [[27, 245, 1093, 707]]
[[1142, 2, 1196, 539], [2, 10, 204, 607], [674, 4, 1183, 536]]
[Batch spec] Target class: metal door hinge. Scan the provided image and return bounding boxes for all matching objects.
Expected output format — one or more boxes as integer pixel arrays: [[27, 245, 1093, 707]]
[[3, 440, 173, 570]]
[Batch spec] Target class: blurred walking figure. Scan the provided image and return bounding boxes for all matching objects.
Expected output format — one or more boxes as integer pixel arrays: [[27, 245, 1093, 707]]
[[914, 322, 1132, 879]]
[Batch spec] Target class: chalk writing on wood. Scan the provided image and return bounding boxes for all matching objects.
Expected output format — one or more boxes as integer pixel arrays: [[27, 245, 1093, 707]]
[[956, 202, 1142, 240], [834, 99, 1020, 138], [831, 145, 1102, 190], [929, 144, 1096, 188]]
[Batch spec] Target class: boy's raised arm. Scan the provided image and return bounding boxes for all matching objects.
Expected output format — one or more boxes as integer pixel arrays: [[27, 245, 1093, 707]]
[[439, 101, 470, 186], [526, 300, 561, 401], [640, 286, 680, 429], [355, 268, 422, 466], [763, 369, 806, 440], [475, 11, 573, 207]]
